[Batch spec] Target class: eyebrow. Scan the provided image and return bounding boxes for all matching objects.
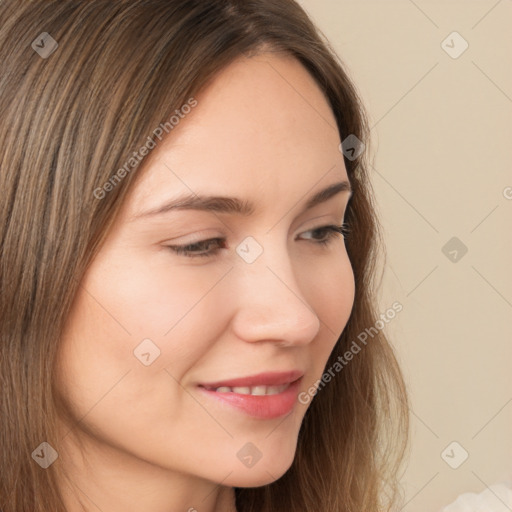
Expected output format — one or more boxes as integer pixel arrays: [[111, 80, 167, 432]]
[[130, 180, 352, 222]]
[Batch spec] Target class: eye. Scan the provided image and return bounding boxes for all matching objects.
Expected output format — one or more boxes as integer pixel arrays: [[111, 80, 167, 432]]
[[297, 224, 350, 246], [165, 237, 227, 258], [164, 223, 350, 258]]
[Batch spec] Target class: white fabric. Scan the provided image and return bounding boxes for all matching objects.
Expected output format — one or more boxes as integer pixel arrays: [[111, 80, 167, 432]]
[[440, 482, 512, 512]]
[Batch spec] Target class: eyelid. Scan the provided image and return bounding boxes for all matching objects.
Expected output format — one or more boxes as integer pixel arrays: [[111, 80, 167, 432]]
[[164, 221, 349, 259], [163, 215, 344, 246], [162, 228, 225, 245]]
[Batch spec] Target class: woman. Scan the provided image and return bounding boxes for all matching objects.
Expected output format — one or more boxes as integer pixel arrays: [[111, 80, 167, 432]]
[[0, 1, 409, 511]]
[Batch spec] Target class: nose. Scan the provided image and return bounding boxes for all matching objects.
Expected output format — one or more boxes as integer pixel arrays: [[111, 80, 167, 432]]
[[229, 250, 321, 347]]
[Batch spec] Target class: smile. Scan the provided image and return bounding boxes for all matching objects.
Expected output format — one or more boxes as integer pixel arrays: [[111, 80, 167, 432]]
[[206, 383, 291, 395], [198, 374, 303, 420]]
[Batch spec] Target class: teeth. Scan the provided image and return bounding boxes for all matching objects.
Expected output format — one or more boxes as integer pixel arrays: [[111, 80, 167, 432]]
[[250, 385, 267, 396], [232, 386, 251, 395], [212, 384, 289, 395], [266, 386, 282, 395]]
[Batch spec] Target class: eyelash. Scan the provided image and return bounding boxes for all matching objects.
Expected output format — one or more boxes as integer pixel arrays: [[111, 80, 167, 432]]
[[165, 224, 350, 258]]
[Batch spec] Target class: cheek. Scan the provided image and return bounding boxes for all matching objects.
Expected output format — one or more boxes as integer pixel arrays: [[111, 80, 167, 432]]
[[99, 253, 232, 338], [304, 252, 355, 334], [54, 269, 226, 465], [300, 252, 355, 369], [54, 254, 231, 419]]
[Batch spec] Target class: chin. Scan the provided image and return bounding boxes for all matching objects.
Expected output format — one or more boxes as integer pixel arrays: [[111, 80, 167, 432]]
[[223, 451, 296, 488]]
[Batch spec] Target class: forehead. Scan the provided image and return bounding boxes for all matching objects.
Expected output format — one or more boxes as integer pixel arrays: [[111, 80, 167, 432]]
[[124, 52, 346, 215]]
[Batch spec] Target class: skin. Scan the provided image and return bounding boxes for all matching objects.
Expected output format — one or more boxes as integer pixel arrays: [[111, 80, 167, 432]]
[[55, 51, 355, 512]]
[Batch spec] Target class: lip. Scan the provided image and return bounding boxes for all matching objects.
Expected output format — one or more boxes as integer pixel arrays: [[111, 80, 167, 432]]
[[199, 370, 304, 389], [198, 371, 304, 420]]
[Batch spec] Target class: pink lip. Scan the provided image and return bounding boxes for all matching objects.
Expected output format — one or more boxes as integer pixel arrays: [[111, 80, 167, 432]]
[[198, 379, 302, 419], [199, 370, 304, 389], [197, 371, 304, 420]]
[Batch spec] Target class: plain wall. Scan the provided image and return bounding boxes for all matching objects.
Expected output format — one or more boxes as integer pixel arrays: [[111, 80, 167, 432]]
[[297, 1, 512, 510]]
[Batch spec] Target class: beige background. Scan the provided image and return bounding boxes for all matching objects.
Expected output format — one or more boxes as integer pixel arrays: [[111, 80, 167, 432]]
[[298, 1, 512, 510]]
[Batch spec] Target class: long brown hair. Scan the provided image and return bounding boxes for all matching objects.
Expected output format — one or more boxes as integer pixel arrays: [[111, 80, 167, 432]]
[[0, 1, 409, 510]]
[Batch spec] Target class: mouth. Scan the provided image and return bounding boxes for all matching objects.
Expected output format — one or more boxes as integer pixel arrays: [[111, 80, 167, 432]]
[[197, 370, 304, 419], [202, 383, 292, 396]]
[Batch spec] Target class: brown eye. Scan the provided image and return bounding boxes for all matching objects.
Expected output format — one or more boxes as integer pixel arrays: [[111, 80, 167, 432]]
[[166, 238, 227, 258], [298, 224, 349, 245]]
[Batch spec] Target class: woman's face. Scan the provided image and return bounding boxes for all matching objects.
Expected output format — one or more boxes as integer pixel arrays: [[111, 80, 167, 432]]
[[57, 52, 355, 489]]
